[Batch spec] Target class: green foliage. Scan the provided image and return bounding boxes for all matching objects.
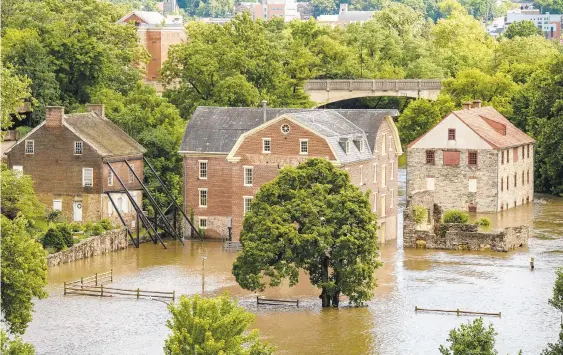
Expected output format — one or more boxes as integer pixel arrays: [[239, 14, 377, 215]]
[[99, 218, 114, 231], [541, 325, 563, 355], [535, 0, 563, 14], [443, 209, 469, 224], [42, 228, 66, 252], [232, 159, 381, 307], [549, 268, 563, 313], [69, 222, 83, 233], [164, 293, 274, 355], [412, 205, 428, 224], [397, 95, 454, 145], [439, 318, 498, 355], [475, 217, 491, 227], [1, 66, 32, 131], [56, 224, 74, 248], [15, 126, 32, 137], [1, 215, 48, 335], [504, 20, 543, 39], [1, 164, 44, 220], [0, 329, 35, 355], [45, 209, 63, 223], [83, 222, 95, 234], [90, 224, 105, 236]]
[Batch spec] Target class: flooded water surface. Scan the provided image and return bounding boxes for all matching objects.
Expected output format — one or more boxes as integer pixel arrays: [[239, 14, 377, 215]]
[[25, 170, 563, 354]]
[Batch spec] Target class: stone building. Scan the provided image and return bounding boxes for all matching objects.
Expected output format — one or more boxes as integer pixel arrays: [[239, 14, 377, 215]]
[[5, 105, 145, 225], [117, 11, 186, 82], [180, 106, 402, 242], [407, 101, 535, 212]]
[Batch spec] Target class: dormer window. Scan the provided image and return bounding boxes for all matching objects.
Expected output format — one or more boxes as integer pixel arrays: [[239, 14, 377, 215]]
[[360, 139, 366, 153], [448, 129, 456, 140], [345, 140, 351, 154], [74, 141, 83, 155]]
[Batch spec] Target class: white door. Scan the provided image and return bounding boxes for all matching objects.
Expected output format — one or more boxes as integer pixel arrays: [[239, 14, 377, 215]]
[[73, 201, 83, 222]]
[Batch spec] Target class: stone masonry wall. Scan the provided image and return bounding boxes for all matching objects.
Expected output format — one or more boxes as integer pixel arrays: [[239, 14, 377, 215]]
[[497, 145, 534, 210], [46, 228, 127, 267]]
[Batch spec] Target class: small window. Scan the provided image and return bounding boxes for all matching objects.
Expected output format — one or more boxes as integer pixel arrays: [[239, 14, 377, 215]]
[[244, 166, 253, 186], [108, 170, 114, 187], [514, 173, 517, 187], [199, 160, 208, 179], [53, 200, 62, 211], [501, 151, 504, 165], [381, 165, 386, 188], [522, 171, 525, 185], [468, 151, 478, 166], [507, 176, 509, 191], [345, 140, 350, 154], [426, 177, 435, 191], [448, 129, 456, 140], [82, 168, 93, 187], [373, 163, 377, 183], [507, 150, 510, 163], [527, 145, 530, 158], [12, 165, 23, 177], [468, 178, 477, 192], [262, 138, 271, 153], [243, 196, 253, 215], [390, 189, 394, 209], [360, 139, 366, 153], [199, 218, 207, 229], [522, 146, 525, 158], [390, 162, 394, 180], [527, 170, 530, 184], [426, 150, 435, 165], [380, 195, 386, 217], [300, 139, 308, 154], [199, 189, 208, 207], [74, 141, 83, 155], [25, 140, 34, 154], [359, 165, 363, 185], [128, 164, 135, 183], [513, 148, 519, 162], [281, 124, 290, 134], [501, 178, 504, 191]]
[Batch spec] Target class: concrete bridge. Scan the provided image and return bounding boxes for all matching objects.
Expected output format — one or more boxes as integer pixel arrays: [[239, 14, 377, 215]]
[[304, 79, 442, 106]]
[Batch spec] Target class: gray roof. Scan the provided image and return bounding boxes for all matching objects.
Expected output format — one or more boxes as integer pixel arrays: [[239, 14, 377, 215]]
[[64, 113, 146, 157], [339, 11, 375, 22], [180, 107, 397, 156]]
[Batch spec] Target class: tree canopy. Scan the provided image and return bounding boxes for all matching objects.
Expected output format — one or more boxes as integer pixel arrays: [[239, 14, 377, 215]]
[[1, 165, 44, 220], [503, 20, 543, 39], [164, 293, 274, 355], [439, 318, 498, 355], [232, 158, 381, 307], [1, 66, 32, 132]]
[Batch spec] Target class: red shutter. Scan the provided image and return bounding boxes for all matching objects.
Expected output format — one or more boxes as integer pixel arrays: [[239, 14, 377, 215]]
[[443, 151, 460, 166]]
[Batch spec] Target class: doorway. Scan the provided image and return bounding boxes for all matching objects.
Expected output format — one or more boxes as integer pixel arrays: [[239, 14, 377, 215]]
[[73, 201, 83, 222]]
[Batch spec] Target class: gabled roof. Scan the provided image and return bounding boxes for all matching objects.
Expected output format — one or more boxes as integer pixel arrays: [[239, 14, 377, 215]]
[[63, 112, 146, 157], [180, 107, 398, 154], [118, 11, 166, 25], [452, 107, 534, 149]]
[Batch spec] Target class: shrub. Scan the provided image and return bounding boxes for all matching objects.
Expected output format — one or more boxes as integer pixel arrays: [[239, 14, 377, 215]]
[[99, 218, 113, 231], [90, 223, 104, 236], [42, 228, 65, 252], [69, 222, 83, 232], [56, 224, 74, 248], [412, 205, 427, 225], [443, 210, 469, 224], [83, 222, 94, 234], [46, 209, 63, 223], [475, 217, 491, 227]]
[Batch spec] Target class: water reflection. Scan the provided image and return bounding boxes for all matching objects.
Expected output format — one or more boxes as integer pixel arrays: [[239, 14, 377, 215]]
[[24, 170, 563, 355]]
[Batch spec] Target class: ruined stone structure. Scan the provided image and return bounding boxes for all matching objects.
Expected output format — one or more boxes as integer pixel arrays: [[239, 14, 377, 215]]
[[46, 229, 128, 267], [180, 106, 402, 242], [403, 192, 529, 252], [5, 105, 145, 227], [407, 102, 535, 212]]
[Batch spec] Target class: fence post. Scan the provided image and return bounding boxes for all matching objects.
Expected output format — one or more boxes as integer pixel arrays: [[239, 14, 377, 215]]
[[257, 296, 259, 305], [137, 288, 140, 299], [81, 277, 83, 289], [296, 299, 299, 308], [95, 273, 98, 286], [111, 269, 113, 282], [64, 282, 66, 296], [172, 291, 175, 302], [101, 285, 104, 297]]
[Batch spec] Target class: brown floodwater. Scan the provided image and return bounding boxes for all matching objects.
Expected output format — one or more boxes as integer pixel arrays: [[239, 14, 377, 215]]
[[24, 170, 563, 354]]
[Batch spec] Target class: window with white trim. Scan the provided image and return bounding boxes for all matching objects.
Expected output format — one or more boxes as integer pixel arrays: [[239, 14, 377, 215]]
[[360, 139, 366, 153], [74, 141, 83, 155], [300, 139, 308, 154], [243, 196, 253, 215], [381, 165, 386, 188], [53, 200, 62, 211], [262, 138, 271, 153], [244, 166, 253, 186], [128, 164, 135, 183], [469, 178, 477, 192], [199, 189, 208, 207], [82, 168, 93, 187], [426, 177, 435, 191], [108, 170, 114, 186], [12, 165, 23, 177], [390, 189, 394, 209], [390, 162, 394, 180], [199, 160, 208, 179], [199, 217, 208, 229], [380, 195, 386, 217], [25, 140, 34, 154], [345, 140, 350, 154], [373, 163, 377, 183], [359, 166, 363, 185], [373, 192, 377, 212]]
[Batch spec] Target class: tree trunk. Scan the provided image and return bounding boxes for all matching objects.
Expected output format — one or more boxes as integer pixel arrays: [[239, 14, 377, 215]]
[[332, 269, 340, 307], [320, 256, 331, 307]]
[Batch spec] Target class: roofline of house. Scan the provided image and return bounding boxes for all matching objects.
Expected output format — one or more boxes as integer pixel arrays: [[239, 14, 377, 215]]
[[178, 151, 229, 156], [385, 115, 404, 156], [3, 121, 47, 155]]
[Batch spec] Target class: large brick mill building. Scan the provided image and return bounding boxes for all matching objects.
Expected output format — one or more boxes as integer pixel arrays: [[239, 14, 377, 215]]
[[5, 105, 146, 225], [180, 106, 403, 242], [406, 101, 535, 212]]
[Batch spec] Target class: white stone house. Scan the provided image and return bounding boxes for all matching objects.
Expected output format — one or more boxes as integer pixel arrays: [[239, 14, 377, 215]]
[[406, 101, 535, 212]]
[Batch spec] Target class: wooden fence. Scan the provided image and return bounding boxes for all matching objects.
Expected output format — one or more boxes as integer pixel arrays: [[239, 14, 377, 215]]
[[257, 297, 299, 307], [64, 270, 113, 290], [223, 241, 242, 252], [415, 306, 501, 317]]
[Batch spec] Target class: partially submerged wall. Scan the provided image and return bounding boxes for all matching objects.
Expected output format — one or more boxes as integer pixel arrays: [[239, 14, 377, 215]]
[[46, 229, 127, 267]]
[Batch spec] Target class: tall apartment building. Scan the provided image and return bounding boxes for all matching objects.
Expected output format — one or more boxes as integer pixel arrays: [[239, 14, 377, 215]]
[[240, 0, 302, 21], [407, 101, 535, 213], [117, 11, 187, 82], [180, 106, 402, 242], [505, 8, 562, 40]]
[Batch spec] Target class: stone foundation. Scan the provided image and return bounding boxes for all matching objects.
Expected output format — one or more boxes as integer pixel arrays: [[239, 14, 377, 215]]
[[46, 229, 128, 267]]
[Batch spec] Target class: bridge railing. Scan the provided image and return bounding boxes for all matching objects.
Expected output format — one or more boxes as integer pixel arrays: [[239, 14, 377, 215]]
[[304, 79, 442, 91]]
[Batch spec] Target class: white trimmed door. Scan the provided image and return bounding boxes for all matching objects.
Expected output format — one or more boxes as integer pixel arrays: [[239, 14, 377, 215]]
[[73, 201, 83, 222]]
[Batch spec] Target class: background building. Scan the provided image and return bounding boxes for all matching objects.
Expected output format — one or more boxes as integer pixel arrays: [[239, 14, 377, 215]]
[[505, 8, 562, 40]]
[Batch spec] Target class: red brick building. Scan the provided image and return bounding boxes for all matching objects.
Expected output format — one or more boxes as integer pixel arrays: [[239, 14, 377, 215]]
[[180, 106, 402, 242], [5, 105, 145, 226]]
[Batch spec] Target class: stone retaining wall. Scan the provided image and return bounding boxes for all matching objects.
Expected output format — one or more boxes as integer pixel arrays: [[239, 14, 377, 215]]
[[46, 229, 128, 267]]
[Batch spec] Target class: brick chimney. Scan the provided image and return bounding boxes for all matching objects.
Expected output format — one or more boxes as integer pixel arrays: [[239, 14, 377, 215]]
[[472, 100, 482, 108], [45, 106, 64, 127], [261, 100, 267, 123], [462, 102, 472, 110], [86, 104, 105, 118], [340, 2, 348, 12]]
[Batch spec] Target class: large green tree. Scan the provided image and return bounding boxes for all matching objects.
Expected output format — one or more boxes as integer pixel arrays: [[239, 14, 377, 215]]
[[0, 330, 35, 355], [1, 165, 44, 220], [503, 20, 543, 39], [164, 294, 274, 355], [232, 159, 381, 307], [439, 318, 498, 355], [0, 66, 32, 131], [397, 95, 454, 145], [542, 268, 563, 354]]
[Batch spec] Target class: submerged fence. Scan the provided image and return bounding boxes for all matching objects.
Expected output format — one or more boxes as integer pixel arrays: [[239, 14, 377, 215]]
[[257, 297, 299, 307]]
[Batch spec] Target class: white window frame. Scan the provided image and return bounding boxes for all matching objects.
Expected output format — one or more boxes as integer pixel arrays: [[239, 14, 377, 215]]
[[360, 139, 366, 153], [82, 168, 93, 187], [359, 165, 363, 185], [108, 170, 114, 187], [199, 160, 208, 180], [128, 164, 135, 183], [199, 217, 208, 229], [243, 166, 253, 186], [426, 177, 435, 191], [299, 139, 308, 155], [198, 188, 208, 208], [243, 196, 253, 215], [345, 140, 350, 154], [381, 165, 386, 188], [262, 138, 271, 153], [74, 141, 83, 155], [390, 161, 394, 180], [469, 178, 477, 193], [380, 195, 386, 217], [53, 200, 62, 211], [12, 165, 23, 177], [390, 189, 394, 209], [25, 140, 34, 154], [381, 134, 386, 155], [373, 163, 377, 183]]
